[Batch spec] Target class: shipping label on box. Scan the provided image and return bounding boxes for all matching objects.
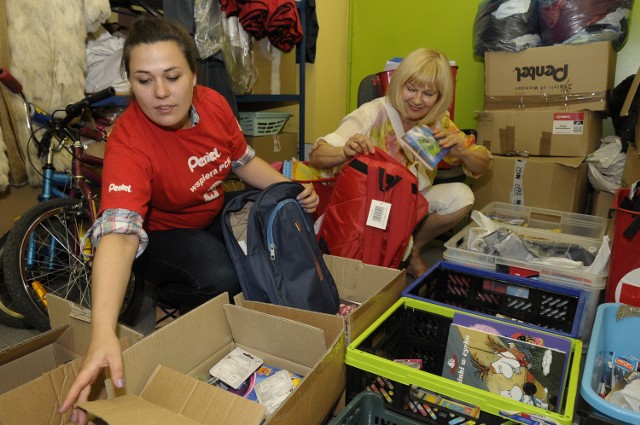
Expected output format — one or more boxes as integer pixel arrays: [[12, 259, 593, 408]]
[[484, 41, 615, 111], [472, 155, 589, 213], [477, 110, 602, 156]]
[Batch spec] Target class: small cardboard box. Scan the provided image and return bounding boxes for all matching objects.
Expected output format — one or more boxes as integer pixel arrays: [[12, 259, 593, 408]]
[[472, 155, 589, 213], [484, 41, 615, 111], [247, 132, 298, 163], [476, 109, 602, 156], [79, 293, 345, 425], [322, 255, 405, 344], [622, 142, 640, 188], [0, 295, 142, 395], [250, 39, 297, 95], [590, 190, 616, 219]]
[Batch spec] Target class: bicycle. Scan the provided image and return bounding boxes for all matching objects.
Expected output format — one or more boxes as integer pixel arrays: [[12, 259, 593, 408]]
[[0, 67, 144, 332]]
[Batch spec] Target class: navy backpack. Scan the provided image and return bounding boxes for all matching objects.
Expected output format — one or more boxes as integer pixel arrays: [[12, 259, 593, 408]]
[[221, 181, 340, 314]]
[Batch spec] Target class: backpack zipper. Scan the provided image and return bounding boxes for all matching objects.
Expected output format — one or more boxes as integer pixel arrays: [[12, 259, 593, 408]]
[[267, 199, 307, 260]]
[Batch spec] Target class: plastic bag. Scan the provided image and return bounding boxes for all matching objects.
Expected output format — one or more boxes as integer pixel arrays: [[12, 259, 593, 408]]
[[537, 0, 633, 51], [194, 0, 223, 60], [473, 0, 541, 56], [221, 13, 256, 94], [586, 135, 626, 193], [86, 28, 129, 93]]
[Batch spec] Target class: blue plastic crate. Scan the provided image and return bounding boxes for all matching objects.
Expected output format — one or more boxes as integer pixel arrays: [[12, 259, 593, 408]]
[[403, 260, 586, 338], [580, 303, 640, 424]]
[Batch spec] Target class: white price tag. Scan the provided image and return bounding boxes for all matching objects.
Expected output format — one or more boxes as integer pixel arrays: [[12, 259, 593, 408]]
[[209, 347, 263, 389], [254, 369, 295, 415], [366, 200, 391, 230]]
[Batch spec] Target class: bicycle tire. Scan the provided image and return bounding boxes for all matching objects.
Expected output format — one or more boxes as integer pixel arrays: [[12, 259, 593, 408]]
[[2, 198, 145, 331], [0, 232, 32, 329]]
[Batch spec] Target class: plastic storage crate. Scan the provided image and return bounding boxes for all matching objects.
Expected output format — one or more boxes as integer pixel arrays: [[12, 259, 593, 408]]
[[328, 392, 424, 425], [402, 260, 586, 338], [479, 201, 608, 240], [346, 297, 582, 425], [238, 112, 292, 136], [580, 303, 640, 425], [443, 222, 607, 343]]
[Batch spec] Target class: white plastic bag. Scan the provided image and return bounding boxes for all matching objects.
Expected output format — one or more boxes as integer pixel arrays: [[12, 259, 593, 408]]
[[586, 135, 626, 193]]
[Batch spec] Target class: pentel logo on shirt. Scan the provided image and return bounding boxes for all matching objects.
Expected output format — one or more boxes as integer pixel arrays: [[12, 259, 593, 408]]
[[188, 148, 221, 172], [109, 183, 132, 193]]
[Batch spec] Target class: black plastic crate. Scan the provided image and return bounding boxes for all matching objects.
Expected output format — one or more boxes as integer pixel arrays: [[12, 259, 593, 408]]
[[403, 260, 585, 337]]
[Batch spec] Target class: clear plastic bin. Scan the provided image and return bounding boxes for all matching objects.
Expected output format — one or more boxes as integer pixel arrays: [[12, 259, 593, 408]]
[[443, 222, 607, 344], [479, 202, 608, 240]]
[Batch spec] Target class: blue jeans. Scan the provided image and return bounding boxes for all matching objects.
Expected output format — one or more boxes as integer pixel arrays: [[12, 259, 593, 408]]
[[133, 220, 240, 312]]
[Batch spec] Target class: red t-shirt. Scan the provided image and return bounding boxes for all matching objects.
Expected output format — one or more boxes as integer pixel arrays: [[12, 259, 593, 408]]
[[99, 86, 247, 232]]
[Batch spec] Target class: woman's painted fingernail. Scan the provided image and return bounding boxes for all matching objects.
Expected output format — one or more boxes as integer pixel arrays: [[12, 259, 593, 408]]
[[116, 378, 125, 388], [70, 411, 77, 422]]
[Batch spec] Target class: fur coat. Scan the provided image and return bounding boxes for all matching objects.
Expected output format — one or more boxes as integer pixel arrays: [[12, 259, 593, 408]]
[[0, 0, 110, 191]]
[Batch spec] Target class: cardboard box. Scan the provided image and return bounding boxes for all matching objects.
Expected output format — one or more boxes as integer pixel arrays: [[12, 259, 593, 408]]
[[322, 255, 405, 344], [484, 41, 616, 111], [250, 39, 297, 95], [590, 190, 616, 219], [0, 295, 143, 425], [0, 295, 142, 395], [472, 155, 589, 213], [247, 132, 298, 163], [622, 143, 640, 188], [79, 293, 345, 425], [476, 109, 602, 156], [620, 66, 640, 152]]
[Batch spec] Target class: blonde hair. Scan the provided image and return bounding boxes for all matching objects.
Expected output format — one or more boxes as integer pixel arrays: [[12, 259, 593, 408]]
[[386, 48, 453, 124]]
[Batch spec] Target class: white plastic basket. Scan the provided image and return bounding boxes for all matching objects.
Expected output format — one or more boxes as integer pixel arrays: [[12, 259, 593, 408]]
[[239, 112, 292, 136]]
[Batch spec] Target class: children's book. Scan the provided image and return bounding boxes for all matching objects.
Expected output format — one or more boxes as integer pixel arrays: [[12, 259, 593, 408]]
[[441, 321, 568, 413], [399, 124, 450, 170]]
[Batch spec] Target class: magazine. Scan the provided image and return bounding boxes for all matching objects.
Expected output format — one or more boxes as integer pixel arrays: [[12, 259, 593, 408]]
[[441, 322, 568, 413], [399, 124, 450, 170]]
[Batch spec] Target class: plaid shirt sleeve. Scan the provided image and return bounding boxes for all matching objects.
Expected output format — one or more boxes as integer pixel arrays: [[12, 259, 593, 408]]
[[232, 145, 255, 170], [89, 208, 148, 258]]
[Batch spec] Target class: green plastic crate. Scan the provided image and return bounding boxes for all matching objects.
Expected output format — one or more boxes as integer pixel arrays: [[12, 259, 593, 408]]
[[345, 297, 582, 425]]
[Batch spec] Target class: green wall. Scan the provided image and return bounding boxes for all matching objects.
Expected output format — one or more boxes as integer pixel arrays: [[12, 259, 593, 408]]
[[348, 0, 485, 130], [348, 0, 640, 132]]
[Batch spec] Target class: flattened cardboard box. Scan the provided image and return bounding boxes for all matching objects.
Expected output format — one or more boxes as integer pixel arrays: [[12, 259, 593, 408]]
[[477, 110, 602, 157], [0, 295, 143, 425], [80, 293, 345, 425], [472, 155, 589, 213], [622, 143, 640, 188], [484, 41, 615, 111]]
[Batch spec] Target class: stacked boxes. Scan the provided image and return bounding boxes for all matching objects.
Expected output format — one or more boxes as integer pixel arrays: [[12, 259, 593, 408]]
[[474, 41, 616, 213]]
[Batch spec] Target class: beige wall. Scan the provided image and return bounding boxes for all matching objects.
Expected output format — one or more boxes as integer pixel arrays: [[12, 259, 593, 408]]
[[301, 0, 349, 151]]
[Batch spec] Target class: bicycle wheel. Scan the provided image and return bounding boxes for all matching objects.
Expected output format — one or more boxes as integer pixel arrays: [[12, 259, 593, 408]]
[[3, 198, 145, 331], [0, 232, 32, 329]]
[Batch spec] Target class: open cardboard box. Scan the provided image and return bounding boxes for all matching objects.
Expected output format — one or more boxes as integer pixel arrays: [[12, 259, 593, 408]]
[[77, 293, 345, 425], [0, 295, 143, 424], [321, 255, 405, 344]]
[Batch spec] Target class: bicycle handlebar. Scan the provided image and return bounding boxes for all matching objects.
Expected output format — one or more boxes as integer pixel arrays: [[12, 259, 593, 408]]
[[63, 87, 116, 123], [0, 67, 24, 94]]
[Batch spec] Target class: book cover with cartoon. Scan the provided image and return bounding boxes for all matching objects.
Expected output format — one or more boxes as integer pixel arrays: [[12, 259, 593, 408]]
[[441, 323, 568, 413]]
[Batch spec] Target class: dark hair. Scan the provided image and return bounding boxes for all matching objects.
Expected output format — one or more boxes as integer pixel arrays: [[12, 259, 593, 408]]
[[121, 16, 198, 78]]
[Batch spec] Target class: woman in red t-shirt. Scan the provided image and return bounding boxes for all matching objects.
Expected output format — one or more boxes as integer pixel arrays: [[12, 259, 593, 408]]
[[60, 16, 318, 423]]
